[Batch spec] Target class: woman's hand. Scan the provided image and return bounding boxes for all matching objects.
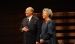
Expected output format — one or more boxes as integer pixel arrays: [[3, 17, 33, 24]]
[[36, 42, 40, 44], [40, 39, 45, 43]]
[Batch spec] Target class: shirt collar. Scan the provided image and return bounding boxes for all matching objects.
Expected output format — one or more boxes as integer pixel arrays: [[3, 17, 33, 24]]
[[28, 15, 33, 21]]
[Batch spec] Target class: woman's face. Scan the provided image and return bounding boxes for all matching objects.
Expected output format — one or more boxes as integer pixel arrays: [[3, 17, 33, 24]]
[[42, 11, 48, 19]]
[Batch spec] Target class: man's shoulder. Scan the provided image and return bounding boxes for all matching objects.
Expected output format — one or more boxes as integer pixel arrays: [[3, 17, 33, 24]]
[[22, 17, 27, 21], [33, 16, 39, 20]]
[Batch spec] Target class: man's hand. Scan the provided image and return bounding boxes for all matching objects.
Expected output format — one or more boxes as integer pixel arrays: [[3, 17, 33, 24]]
[[36, 42, 39, 44], [22, 26, 29, 32], [40, 39, 45, 43]]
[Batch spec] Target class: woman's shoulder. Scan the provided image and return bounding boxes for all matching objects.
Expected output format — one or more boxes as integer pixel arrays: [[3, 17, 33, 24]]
[[48, 20, 54, 23], [48, 20, 55, 25]]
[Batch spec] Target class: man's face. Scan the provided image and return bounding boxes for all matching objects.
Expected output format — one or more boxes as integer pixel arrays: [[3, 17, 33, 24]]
[[25, 8, 33, 17]]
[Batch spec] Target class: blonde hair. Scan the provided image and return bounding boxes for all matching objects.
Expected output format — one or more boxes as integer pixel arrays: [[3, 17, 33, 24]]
[[43, 8, 53, 18]]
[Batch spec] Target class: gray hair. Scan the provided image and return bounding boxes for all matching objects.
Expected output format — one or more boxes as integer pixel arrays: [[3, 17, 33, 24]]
[[43, 8, 53, 18], [26, 7, 34, 12]]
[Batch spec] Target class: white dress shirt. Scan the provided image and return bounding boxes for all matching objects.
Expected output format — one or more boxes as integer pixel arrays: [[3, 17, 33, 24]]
[[27, 15, 32, 21]]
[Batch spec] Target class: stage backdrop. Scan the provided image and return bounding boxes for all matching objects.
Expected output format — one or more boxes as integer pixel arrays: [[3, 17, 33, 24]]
[[0, 12, 75, 44]]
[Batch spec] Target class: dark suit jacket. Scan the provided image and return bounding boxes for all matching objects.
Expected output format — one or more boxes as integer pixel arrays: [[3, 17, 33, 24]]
[[20, 16, 41, 44], [40, 20, 58, 44]]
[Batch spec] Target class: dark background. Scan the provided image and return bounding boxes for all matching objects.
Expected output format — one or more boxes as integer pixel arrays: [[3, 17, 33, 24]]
[[0, 0, 75, 12], [0, 0, 75, 44]]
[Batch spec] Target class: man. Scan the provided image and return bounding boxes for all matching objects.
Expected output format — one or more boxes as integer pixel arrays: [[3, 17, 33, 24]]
[[20, 7, 41, 44]]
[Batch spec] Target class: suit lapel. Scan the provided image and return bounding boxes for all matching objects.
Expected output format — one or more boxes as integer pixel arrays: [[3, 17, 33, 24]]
[[28, 16, 34, 27], [25, 18, 29, 26]]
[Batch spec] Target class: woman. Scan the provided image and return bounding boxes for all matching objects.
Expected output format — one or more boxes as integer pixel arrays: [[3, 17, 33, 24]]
[[40, 8, 58, 44]]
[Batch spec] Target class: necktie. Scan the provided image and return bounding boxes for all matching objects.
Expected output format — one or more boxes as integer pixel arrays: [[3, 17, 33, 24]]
[[28, 19, 30, 25]]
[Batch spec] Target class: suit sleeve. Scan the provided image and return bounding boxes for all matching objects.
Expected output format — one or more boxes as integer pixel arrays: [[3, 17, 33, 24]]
[[43, 22, 55, 40], [36, 19, 41, 42], [19, 20, 23, 32]]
